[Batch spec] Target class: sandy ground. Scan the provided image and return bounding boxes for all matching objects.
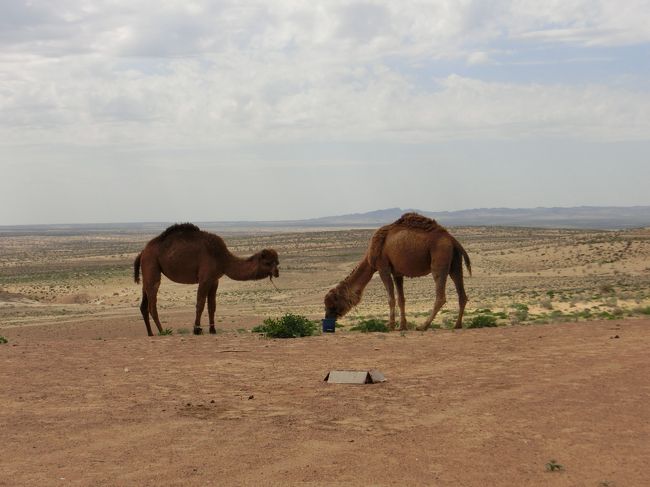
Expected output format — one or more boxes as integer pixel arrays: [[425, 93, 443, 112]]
[[1, 316, 649, 487]]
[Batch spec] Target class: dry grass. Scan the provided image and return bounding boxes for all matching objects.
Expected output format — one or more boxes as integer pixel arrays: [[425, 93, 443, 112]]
[[1, 226, 650, 330]]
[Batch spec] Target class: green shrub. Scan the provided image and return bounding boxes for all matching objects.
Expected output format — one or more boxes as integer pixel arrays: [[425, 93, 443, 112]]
[[350, 319, 390, 333], [545, 460, 563, 472], [539, 298, 553, 310], [465, 314, 498, 329], [158, 328, 173, 336], [510, 303, 529, 323], [0, 336, 7, 344], [253, 313, 318, 338]]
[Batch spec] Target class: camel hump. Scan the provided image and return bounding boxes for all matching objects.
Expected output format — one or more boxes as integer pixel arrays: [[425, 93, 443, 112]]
[[394, 212, 439, 231], [157, 223, 201, 240], [368, 213, 441, 267]]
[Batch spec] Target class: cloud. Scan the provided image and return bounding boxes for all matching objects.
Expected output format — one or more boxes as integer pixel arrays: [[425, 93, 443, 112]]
[[0, 0, 649, 150], [466, 51, 492, 65]]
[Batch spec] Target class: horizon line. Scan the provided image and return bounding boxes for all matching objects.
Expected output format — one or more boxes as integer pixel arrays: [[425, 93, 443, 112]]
[[2, 204, 650, 228]]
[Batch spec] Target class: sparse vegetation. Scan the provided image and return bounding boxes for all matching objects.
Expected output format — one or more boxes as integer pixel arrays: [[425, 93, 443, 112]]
[[158, 328, 173, 336], [0, 336, 8, 344], [545, 460, 564, 472], [465, 314, 498, 329], [2, 225, 650, 330], [252, 313, 318, 338], [509, 303, 529, 324], [350, 319, 390, 333]]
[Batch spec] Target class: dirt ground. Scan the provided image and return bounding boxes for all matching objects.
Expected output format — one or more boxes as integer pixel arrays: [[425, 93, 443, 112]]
[[1, 315, 649, 487], [2, 226, 650, 486]]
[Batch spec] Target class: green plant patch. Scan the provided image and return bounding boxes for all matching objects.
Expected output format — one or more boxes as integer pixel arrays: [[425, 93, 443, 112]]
[[350, 319, 390, 333], [253, 313, 318, 338], [158, 328, 174, 336], [465, 314, 498, 329], [545, 460, 564, 472], [0, 336, 8, 344], [511, 303, 529, 312]]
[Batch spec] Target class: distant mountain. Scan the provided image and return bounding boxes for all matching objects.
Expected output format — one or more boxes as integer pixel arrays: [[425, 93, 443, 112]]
[[2, 206, 650, 236], [302, 206, 650, 230]]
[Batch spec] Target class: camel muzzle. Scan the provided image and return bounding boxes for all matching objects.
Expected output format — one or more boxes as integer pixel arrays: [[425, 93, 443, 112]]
[[325, 309, 338, 320]]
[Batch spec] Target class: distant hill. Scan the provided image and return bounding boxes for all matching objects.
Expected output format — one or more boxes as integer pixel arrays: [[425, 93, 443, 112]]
[[303, 206, 650, 230], [2, 206, 649, 236]]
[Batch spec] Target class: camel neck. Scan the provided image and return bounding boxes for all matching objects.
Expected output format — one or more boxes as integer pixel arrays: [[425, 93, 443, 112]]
[[341, 257, 375, 293], [224, 253, 263, 281]]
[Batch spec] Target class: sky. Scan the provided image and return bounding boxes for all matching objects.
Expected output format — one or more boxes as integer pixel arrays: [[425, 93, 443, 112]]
[[1, 0, 649, 225]]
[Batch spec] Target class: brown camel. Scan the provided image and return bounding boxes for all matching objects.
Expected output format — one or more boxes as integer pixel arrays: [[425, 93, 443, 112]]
[[324, 213, 471, 331], [134, 223, 279, 336]]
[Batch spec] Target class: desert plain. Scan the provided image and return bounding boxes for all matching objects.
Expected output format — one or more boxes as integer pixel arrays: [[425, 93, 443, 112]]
[[1, 224, 650, 486]]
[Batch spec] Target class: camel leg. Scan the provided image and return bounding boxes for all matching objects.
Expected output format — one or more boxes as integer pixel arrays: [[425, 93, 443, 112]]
[[378, 269, 396, 330], [194, 281, 210, 335], [140, 258, 163, 336], [208, 280, 219, 335], [449, 259, 468, 329], [418, 268, 448, 331], [139, 290, 153, 337], [394, 275, 408, 331], [146, 279, 164, 335]]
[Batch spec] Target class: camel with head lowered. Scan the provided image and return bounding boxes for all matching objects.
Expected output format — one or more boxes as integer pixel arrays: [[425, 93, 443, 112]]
[[324, 213, 471, 330], [134, 223, 279, 336]]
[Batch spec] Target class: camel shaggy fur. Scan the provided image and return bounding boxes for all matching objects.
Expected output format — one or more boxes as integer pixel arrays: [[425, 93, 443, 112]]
[[324, 213, 471, 330], [134, 223, 279, 336]]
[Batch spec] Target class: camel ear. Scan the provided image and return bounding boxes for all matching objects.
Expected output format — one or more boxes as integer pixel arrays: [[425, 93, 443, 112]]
[[261, 249, 278, 261]]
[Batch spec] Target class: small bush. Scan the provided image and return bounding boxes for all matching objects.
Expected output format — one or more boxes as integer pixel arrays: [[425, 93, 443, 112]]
[[465, 314, 498, 329], [253, 313, 318, 338], [539, 298, 553, 310], [634, 306, 650, 315], [442, 316, 456, 329], [545, 460, 564, 472], [158, 328, 173, 336], [0, 336, 7, 344], [509, 303, 530, 324], [350, 319, 390, 333], [599, 283, 615, 295]]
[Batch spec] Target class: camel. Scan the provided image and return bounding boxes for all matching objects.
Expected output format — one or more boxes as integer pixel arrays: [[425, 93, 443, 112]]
[[324, 213, 471, 331], [134, 223, 279, 336]]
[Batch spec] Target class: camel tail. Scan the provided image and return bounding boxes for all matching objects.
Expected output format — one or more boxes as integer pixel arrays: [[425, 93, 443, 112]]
[[452, 238, 472, 277], [133, 253, 142, 284]]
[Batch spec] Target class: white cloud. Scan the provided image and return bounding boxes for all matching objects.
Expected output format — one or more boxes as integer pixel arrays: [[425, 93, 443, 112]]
[[466, 51, 492, 65], [0, 1, 649, 148]]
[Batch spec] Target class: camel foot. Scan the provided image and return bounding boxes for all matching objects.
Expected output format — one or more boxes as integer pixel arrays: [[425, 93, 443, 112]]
[[209, 325, 217, 335], [454, 323, 463, 330], [416, 324, 430, 332], [193, 326, 203, 335]]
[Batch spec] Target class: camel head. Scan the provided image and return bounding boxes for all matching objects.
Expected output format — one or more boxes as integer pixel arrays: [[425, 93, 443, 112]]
[[324, 284, 359, 320], [253, 249, 280, 279]]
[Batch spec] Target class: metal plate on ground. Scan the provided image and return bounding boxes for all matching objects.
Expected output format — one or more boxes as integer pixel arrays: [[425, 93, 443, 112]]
[[324, 370, 386, 384]]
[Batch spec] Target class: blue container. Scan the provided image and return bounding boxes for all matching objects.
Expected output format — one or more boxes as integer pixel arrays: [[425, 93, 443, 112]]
[[322, 318, 336, 333]]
